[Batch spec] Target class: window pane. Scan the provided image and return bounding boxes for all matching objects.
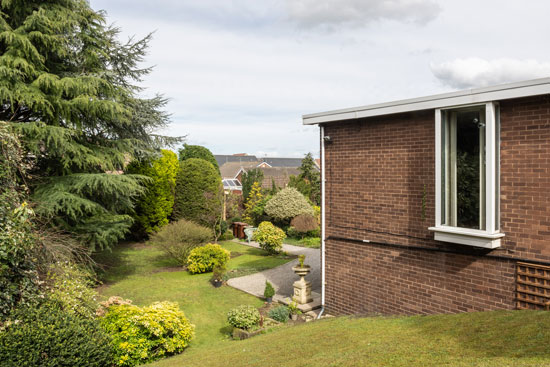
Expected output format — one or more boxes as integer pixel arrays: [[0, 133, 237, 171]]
[[455, 110, 485, 229]]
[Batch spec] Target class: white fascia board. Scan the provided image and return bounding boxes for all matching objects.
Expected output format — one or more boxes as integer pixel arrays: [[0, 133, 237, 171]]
[[303, 78, 550, 125]]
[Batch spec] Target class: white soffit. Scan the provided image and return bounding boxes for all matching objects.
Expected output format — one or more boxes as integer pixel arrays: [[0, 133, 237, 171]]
[[302, 77, 550, 125]]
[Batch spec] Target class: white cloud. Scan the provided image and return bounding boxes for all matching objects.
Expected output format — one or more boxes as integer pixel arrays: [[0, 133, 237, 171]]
[[285, 0, 441, 29], [431, 58, 550, 89]]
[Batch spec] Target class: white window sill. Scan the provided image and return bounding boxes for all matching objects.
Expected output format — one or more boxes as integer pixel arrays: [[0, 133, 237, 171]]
[[428, 226, 504, 249]]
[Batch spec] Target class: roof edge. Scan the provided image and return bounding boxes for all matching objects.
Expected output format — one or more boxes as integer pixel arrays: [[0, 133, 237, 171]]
[[302, 77, 550, 125]]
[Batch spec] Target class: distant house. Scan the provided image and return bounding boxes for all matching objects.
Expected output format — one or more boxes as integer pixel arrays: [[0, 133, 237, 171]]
[[215, 154, 313, 194], [305, 78, 550, 315]]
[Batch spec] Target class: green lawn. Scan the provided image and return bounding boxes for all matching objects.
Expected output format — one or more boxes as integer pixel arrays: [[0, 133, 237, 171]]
[[149, 310, 550, 367], [95, 241, 292, 350], [284, 236, 320, 248]]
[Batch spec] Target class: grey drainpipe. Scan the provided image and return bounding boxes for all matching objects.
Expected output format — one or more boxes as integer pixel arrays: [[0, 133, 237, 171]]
[[317, 125, 326, 319]]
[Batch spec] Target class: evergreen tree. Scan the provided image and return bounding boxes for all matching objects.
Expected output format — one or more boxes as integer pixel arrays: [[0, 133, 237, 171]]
[[178, 144, 219, 172], [289, 153, 320, 205], [241, 168, 264, 202], [126, 150, 179, 236], [0, 0, 181, 250]]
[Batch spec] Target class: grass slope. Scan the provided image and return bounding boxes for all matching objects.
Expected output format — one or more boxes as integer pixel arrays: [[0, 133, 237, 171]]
[[95, 241, 291, 349], [150, 310, 550, 367]]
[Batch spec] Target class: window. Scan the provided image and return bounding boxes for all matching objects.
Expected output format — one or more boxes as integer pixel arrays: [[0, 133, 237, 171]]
[[429, 102, 503, 248]]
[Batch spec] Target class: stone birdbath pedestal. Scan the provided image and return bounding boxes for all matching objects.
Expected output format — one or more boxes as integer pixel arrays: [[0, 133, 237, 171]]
[[292, 255, 313, 304]]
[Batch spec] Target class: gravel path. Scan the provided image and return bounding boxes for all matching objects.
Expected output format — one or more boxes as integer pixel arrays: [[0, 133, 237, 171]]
[[227, 241, 321, 299]]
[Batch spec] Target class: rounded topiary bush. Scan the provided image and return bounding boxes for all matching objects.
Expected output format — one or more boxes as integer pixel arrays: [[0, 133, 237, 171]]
[[264, 187, 314, 224], [0, 302, 113, 367], [253, 221, 286, 254], [149, 219, 213, 265], [290, 214, 319, 237], [178, 144, 219, 172], [227, 305, 260, 330], [187, 243, 230, 274], [100, 301, 194, 367], [172, 158, 222, 226]]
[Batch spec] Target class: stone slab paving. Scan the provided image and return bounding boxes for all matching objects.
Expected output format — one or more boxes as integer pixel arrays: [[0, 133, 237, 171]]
[[227, 240, 321, 302]]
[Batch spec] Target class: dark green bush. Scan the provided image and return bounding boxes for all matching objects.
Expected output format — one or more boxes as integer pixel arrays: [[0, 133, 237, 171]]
[[149, 219, 213, 264], [178, 144, 219, 172], [264, 281, 275, 299], [268, 305, 289, 323], [101, 301, 194, 366], [227, 305, 260, 330], [220, 229, 234, 241], [172, 158, 223, 226], [187, 243, 230, 274], [0, 302, 112, 367], [126, 149, 179, 236]]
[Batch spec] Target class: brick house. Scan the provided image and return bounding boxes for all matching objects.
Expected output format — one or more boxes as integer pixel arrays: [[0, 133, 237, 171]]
[[304, 78, 550, 315]]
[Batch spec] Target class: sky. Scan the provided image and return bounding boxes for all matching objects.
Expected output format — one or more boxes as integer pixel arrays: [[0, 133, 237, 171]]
[[90, 0, 550, 158]]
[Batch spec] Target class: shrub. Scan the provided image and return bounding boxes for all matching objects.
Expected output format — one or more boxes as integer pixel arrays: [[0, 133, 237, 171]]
[[187, 243, 230, 274], [101, 301, 194, 367], [300, 237, 321, 248], [264, 187, 314, 224], [46, 261, 98, 319], [264, 281, 275, 299], [212, 263, 227, 282], [227, 305, 260, 330], [253, 221, 286, 254], [0, 302, 112, 367], [268, 306, 289, 323], [220, 229, 234, 241], [290, 214, 318, 236], [172, 158, 223, 226], [243, 181, 263, 224], [149, 219, 213, 264], [178, 144, 219, 172], [126, 149, 179, 236], [241, 169, 264, 203]]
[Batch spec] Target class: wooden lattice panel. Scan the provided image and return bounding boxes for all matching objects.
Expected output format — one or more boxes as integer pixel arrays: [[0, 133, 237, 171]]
[[516, 262, 550, 310]]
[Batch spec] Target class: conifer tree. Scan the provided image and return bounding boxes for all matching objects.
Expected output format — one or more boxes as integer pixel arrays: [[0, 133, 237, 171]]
[[0, 0, 181, 250]]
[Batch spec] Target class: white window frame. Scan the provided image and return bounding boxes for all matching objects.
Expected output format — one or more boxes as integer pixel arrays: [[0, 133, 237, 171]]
[[429, 102, 504, 249]]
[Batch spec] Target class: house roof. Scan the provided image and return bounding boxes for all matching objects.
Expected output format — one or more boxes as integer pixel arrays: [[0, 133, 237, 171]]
[[261, 157, 304, 168], [260, 167, 300, 189], [219, 161, 260, 179], [215, 154, 258, 167], [303, 77, 550, 125]]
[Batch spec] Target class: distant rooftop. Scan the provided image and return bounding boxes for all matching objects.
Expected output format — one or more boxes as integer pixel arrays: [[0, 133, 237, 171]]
[[214, 154, 308, 169]]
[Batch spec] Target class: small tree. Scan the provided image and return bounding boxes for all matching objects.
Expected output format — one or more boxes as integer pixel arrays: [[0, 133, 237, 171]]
[[173, 159, 223, 226], [264, 187, 314, 225], [126, 150, 179, 235], [243, 182, 263, 225], [289, 153, 321, 206], [178, 144, 219, 172], [241, 168, 264, 202]]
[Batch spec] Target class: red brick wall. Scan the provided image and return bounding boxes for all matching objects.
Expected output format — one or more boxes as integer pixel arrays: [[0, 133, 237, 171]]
[[323, 95, 550, 315]]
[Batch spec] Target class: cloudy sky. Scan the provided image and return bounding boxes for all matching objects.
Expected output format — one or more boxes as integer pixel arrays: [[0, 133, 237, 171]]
[[90, 0, 550, 157]]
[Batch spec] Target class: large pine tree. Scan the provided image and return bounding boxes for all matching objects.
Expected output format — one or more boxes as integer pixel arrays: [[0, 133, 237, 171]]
[[0, 0, 180, 250]]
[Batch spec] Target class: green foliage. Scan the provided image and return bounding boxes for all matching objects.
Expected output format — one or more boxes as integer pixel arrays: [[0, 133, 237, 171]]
[[264, 187, 314, 224], [298, 255, 306, 267], [46, 261, 98, 320], [253, 221, 286, 254], [227, 305, 260, 330], [299, 237, 321, 248], [243, 182, 270, 225], [178, 144, 219, 172], [173, 158, 223, 227], [241, 168, 264, 202], [220, 229, 234, 241], [149, 219, 213, 265], [225, 192, 243, 220], [268, 305, 289, 323], [290, 214, 319, 237], [212, 263, 227, 282], [187, 243, 230, 274], [263, 281, 275, 299], [288, 301, 301, 315], [0, 302, 112, 367], [126, 149, 179, 235], [0, 202, 40, 319], [288, 153, 321, 206], [101, 301, 194, 366], [0, 0, 181, 250]]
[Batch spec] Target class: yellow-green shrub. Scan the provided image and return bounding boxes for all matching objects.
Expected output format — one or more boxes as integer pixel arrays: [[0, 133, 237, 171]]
[[264, 187, 314, 224], [253, 221, 286, 254], [100, 301, 194, 367], [187, 243, 230, 274]]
